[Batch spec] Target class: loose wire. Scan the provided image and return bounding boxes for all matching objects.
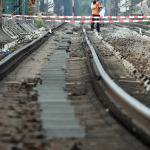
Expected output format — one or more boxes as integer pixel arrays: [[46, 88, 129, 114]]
[[12, 0, 26, 15]]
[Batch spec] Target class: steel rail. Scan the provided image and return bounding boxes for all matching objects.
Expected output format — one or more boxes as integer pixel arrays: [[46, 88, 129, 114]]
[[0, 23, 64, 79], [81, 25, 150, 140]]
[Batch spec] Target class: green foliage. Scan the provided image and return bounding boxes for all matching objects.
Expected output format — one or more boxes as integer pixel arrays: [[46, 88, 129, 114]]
[[80, 1, 91, 15], [132, 0, 142, 5], [75, 0, 104, 16], [34, 19, 46, 28], [135, 6, 140, 11], [147, 0, 150, 7]]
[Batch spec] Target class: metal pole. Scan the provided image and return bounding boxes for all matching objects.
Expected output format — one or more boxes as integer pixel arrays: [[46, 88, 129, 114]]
[[72, 0, 74, 20], [0, 0, 2, 15], [126, 0, 127, 15], [141, 0, 142, 14], [6, 0, 8, 14], [39, 0, 41, 13], [46, 0, 48, 16]]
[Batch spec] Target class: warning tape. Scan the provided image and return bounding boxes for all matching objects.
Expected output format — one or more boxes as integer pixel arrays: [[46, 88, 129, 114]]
[[11, 18, 150, 23], [3, 14, 150, 19]]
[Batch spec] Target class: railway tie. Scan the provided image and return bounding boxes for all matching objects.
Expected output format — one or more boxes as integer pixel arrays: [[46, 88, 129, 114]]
[[37, 27, 85, 138]]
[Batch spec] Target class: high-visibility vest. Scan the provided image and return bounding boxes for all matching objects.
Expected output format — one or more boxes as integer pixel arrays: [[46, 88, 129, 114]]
[[92, 3, 101, 15]]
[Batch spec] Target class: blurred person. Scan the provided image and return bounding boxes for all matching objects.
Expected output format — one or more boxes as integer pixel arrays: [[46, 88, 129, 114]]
[[91, 0, 101, 32]]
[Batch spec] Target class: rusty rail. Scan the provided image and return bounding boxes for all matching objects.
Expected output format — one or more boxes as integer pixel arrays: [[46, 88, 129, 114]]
[[81, 24, 150, 145]]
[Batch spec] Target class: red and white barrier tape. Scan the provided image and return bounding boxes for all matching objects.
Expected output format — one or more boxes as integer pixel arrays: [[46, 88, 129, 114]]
[[3, 14, 150, 19], [11, 18, 150, 23]]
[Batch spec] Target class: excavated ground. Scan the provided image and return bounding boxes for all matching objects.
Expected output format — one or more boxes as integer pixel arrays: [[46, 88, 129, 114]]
[[83, 24, 150, 108], [100, 25, 150, 75]]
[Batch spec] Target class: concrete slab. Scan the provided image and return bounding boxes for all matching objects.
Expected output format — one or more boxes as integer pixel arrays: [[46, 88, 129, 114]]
[[53, 50, 67, 52], [42, 109, 75, 114], [50, 56, 68, 59], [48, 62, 66, 64], [51, 55, 66, 57], [39, 92, 66, 97], [55, 49, 68, 51], [51, 56, 68, 59], [49, 59, 66, 62], [43, 124, 80, 129], [41, 68, 63, 71], [37, 87, 64, 91], [47, 64, 66, 67], [39, 101, 71, 107], [43, 66, 65, 69], [41, 105, 74, 111], [41, 112, 75, 119], [38, 97, 67, 102], [38, 89, 65, 93], [57, 47, 68, 49], [41, 72, 65, 75], [42, 80, 65, 83], [66, 30, 73, 34], [36, 31, 85, 139], [39, 95, 67, 100], [39, 92, 67, 97], [57, 42, 69, 47], [39, 83, 64, 87], [39, 84, 64, 88], [42, 78, 65, 81], [44, 127, 85, 138], [53, 49, 67, 52], [60, 39, 71, 44], [42, 71, 64, 74], [42, 119, 80, 127], [62, 35, 72, 39], [42, 75, 65, 78], [68, 27, 74, 30], [36, 84, 64, 88]]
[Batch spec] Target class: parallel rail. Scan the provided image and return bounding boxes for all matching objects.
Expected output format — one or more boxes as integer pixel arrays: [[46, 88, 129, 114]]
[[81, 25, 150, 145], [0, 23, 64, 79]]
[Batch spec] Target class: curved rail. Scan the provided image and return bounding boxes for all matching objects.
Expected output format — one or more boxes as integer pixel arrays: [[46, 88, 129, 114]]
[[81, 25, 150, 143], [0, 23, 64, 79]]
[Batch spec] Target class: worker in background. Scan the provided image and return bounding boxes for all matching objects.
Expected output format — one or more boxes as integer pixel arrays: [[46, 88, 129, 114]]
[[91, 0, 101, 32]]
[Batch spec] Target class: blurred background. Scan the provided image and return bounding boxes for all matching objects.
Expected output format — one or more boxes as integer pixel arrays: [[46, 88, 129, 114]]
[[1, 0, 150, 16]]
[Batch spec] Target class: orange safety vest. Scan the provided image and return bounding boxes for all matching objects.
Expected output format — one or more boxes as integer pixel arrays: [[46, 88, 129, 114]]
[[92, 3, 101, 15]]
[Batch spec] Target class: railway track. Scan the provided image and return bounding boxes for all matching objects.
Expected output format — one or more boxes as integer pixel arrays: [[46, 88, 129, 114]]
[[0, 23, 149, 149]]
